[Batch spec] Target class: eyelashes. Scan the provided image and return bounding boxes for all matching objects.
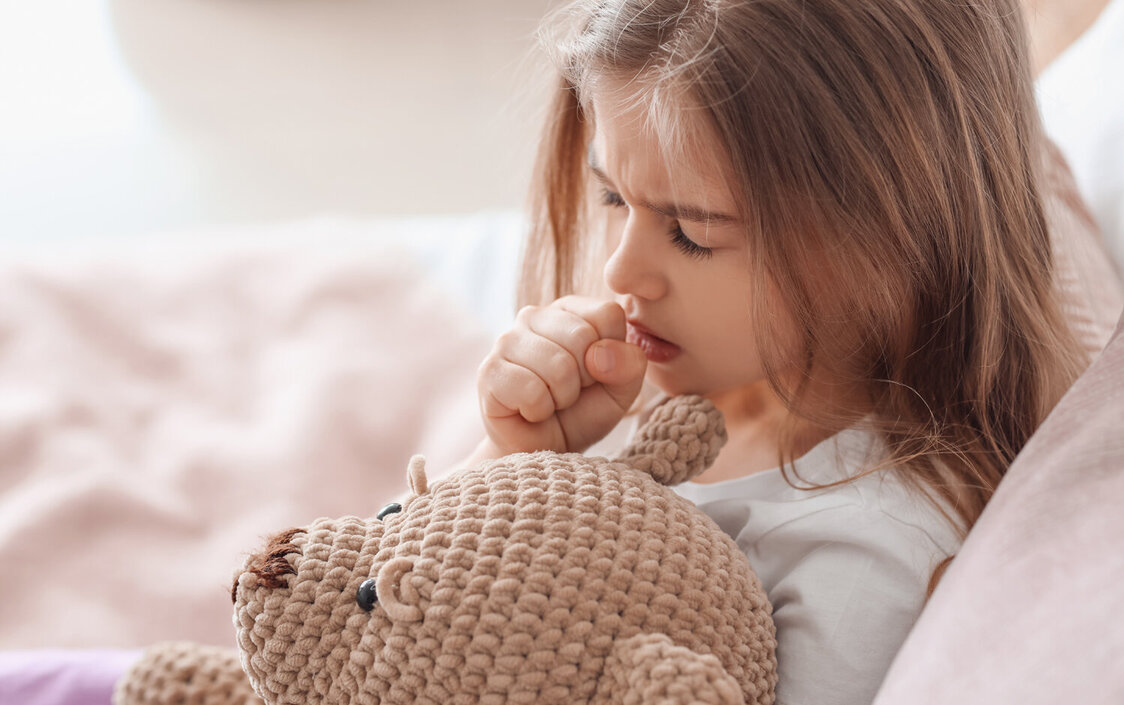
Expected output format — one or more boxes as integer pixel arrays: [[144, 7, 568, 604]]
[[600, 187, 627, 209], [598, 187, 713, 261]]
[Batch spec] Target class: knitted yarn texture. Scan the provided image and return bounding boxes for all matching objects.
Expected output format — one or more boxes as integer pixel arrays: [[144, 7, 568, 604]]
[[122, 394, 778, 705], [114, 641, 261, 705]]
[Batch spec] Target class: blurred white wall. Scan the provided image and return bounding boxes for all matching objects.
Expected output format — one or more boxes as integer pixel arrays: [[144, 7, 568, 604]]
[[4, 0, 1120, 263], [0, 0, 555, 242]]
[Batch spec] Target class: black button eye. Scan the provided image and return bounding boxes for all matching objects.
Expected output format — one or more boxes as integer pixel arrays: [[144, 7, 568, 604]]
[[376, 502, 402, 520], [356, 578, 378, 611]]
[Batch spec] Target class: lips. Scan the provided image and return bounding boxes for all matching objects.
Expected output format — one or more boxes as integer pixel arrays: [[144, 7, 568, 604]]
[[627, 319, 675, 345], [626, 320, 682, 363]]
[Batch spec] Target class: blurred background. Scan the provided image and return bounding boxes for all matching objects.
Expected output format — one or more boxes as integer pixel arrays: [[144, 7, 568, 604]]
[[0, 0, 558, 242], [0, 0, 1119, 244]]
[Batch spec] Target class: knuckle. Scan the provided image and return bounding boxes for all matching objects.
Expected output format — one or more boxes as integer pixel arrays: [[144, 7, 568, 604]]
[[568, 320, 598, 345], [520, 393, 551, 422], [476, 354, 501, 381], [515, 305, 539, 323], [529, 380, 555, 409], [547, 349, 578, 383], [494, 329, 522, 351]]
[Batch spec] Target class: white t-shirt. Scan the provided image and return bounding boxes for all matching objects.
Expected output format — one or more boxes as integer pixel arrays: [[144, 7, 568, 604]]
[[624, 404, 963, 705]]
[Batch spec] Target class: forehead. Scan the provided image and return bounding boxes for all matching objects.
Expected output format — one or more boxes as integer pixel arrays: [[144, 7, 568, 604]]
[[587, 85, 735, 200]]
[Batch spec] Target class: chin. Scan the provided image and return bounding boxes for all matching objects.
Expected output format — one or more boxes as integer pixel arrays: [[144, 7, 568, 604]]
[[648, 372, 704, 399], [650, 369, 769, 403]]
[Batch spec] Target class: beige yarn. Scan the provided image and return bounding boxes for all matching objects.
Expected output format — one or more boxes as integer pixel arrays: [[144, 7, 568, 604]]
[[113, 641, 262, 705], [122, 395, 777, 705]]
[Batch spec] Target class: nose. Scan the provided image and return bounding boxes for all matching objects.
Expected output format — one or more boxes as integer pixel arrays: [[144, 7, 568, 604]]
[[603, 214, 667, 301]]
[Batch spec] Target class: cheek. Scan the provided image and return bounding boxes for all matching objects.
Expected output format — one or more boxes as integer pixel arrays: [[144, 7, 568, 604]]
[[751, 277, 803, 371], [603, 212, 626, 249], [697, 270, 775, 356]]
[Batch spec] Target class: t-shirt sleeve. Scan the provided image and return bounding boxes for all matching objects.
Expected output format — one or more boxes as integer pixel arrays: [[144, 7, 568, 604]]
[[748, 504, 939, 705]]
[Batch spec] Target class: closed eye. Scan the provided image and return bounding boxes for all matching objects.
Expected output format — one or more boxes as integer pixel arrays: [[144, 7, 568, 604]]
[[600, 187, 627, 209], [599, 187, 713, 261]]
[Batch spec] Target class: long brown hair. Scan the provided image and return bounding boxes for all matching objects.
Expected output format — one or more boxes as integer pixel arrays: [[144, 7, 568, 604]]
[[520, 0, 1088, 595]]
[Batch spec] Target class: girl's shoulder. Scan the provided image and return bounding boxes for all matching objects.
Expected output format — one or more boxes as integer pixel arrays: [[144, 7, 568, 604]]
[[672, 423, 963, 559], [624, 388, 962, 556]]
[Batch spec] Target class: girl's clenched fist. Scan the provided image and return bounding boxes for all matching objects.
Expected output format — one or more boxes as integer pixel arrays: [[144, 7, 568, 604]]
[[476, 295, 648, 456]]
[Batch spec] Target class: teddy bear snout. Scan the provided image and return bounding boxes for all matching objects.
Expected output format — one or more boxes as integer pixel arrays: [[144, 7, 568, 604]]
[[375, 556, 424, 623]]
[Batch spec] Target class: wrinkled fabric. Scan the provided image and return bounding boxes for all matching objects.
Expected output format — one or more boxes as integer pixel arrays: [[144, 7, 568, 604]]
[[0, 217, 518, 649]]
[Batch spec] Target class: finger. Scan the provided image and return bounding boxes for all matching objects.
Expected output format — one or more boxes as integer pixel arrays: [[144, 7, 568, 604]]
[[483, 407, 567, 455], [513, 304, 541, 328], [495, 333, 583, 412], [478, 357, 557, 423], [583, 339, 648, 412], [525, 306, 600, 388], [554, 296, 628, 342], [551, 339, 647, 453]]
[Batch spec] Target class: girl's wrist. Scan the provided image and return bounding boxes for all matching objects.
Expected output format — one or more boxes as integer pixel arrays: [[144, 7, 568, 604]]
[[460, 436, 505, 470]]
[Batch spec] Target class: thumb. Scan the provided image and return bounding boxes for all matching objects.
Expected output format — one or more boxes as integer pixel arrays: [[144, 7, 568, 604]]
[[586, 340, 648, 410]]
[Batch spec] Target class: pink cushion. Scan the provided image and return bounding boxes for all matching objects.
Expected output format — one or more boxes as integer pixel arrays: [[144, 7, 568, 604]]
[[873, 312, 1124, 703]]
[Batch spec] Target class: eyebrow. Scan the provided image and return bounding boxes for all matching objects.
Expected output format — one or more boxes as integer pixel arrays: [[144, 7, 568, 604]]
[[587, 156, 740, 225]]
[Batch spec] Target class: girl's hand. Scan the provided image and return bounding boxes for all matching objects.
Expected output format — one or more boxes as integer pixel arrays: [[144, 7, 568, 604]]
[[477, 295, 648, 456]]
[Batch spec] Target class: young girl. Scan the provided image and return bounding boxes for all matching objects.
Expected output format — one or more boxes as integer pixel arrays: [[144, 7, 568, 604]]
[[465, 0, 1089, 702]]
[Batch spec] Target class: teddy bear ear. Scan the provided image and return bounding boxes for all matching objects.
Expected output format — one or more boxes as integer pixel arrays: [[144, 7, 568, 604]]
[[407, 455, 429, 496], [612, 395, 727, 485]]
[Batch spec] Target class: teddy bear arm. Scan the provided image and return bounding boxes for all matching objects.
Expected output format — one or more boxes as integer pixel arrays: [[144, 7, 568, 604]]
[[612, 395, 727, 486], [113, 641, 263, 705], [595, 633, 745, 705]]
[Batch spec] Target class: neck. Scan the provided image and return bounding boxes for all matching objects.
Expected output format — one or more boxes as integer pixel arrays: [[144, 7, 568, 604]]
[[705, 380, 786, 423], [694, 380, 833, 483]]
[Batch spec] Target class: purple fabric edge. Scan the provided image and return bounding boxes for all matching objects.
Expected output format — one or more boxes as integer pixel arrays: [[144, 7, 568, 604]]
[[0, 649, 143, 705]]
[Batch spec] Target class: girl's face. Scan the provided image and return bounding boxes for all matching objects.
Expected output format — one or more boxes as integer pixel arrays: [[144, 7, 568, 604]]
[[591, 90, 788, 398]]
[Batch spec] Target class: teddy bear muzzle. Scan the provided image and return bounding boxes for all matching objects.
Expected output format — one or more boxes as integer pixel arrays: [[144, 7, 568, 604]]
[[375, 556, 423, 623]]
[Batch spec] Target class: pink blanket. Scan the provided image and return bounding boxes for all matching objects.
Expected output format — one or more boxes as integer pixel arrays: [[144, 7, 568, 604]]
[[0, 223, 499, 648]]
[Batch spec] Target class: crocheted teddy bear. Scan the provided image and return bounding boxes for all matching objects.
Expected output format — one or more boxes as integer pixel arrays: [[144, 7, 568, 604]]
[[115, 394, 777, 705]]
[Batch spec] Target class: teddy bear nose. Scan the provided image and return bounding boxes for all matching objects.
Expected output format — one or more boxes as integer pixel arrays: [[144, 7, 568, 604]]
[[375, 557, 423, 623]]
